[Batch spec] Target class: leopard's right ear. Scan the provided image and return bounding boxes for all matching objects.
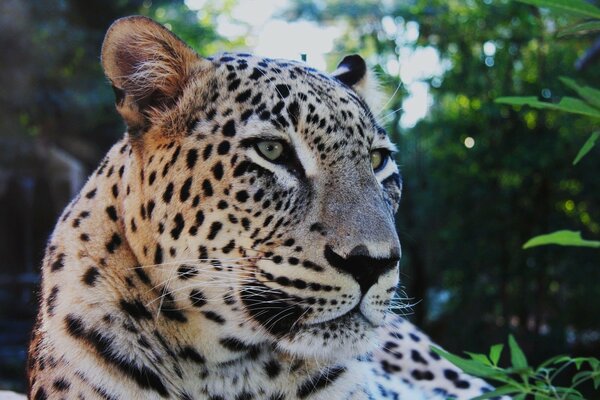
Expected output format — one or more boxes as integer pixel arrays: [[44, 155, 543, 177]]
[[101, 16, 210, 132]]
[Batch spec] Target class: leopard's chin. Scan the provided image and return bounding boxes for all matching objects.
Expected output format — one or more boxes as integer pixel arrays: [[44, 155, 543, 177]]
[[276, 310, 380, 361]]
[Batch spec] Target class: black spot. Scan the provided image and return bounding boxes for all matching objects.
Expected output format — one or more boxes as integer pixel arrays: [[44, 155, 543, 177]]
[[264, 359, 281, 378], [149, 171, 157, 185], [222, 119, 236, 137], [233, 161, 250, 177], [444, 369, 459, 381], [52, 378, 70, 391], [106, 206, 118, 222], [203, 144, 213, 160], [228, 78, 241, 91], [207, 221, 223, 240], [212, 162, 224, 180], [202, 310, 226, 324], [222, 239, 235, 254], [134, 266, 151, 285], [189, 289, 207, 307], [272, 101, 284, 115], [177, 264, 198, 280], [249, 68, 263, 80], [147, 200, 155, 219], [411, 349, 428, 365], [219, 337, 251, 352], [85, 189, 97, 199], [120, 299, 152, 320], [409, 333, 421, 342], [235, 190, 249, 202], [275, 84, 291, 98], [202, 179, 213, 197], [217, 140, 230, 155], [455, 380, 471, 389], [195, 210, 205, 226], [163, 182, 174, 203], [51, 253, 65, 272], [411, 369, 435, 381], [186, 149, 198, 169], [180, 178, 192, 202], [179, 346, 205, 364], [287, 101, 300, 129], [83, 266, 100, 286], [154, 244, 163, 264], [235, 89, 252, 103], [253, 189, 265, 202], [106, 233, 122, 253], [170, 213, 185, 240], [46, 285, 59, 316], [297, 366, 346, 398]]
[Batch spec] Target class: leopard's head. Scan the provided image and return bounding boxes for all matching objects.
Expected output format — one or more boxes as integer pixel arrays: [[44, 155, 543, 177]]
[[102, 16, 402, 363]]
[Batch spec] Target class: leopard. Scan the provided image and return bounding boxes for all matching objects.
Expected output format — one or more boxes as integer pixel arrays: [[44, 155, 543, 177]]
[[25, 16, 501, 400]]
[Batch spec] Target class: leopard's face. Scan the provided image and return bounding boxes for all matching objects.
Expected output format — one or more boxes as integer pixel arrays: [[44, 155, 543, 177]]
[[104, 17, 402, 362]]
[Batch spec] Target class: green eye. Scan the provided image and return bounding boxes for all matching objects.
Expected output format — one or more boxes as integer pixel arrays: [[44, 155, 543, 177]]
[[256, 140, 285, 161], [370, 149, 389, 172]]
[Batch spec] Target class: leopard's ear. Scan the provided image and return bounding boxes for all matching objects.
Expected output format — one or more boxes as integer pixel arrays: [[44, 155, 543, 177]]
[[332, 55, 383, 113], [101, 16, 208, 132]]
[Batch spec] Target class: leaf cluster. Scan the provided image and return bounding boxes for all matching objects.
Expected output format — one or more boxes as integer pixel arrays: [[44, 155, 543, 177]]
[[434, 336, 600, 399], [495, 0, 600, 249]]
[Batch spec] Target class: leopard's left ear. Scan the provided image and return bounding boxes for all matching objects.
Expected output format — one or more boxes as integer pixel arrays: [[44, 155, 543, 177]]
[[101, 16, 211, 133], [332, 54, 383, 113]]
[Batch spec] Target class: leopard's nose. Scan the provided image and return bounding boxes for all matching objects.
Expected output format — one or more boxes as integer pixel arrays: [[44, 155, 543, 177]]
[[324, 244, 400, 295]]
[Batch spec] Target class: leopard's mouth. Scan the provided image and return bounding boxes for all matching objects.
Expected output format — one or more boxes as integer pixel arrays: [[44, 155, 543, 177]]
[[240, 282, 375, 338], [303, 304, 376, 329]]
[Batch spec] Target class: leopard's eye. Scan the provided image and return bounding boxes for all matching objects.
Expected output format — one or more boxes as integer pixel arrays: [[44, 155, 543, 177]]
[[370, 149, 390, 172], [256, 140, 285, 162]]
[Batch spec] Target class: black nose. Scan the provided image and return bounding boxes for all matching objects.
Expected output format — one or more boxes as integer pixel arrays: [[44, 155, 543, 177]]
[[324, 245, 400, 295]]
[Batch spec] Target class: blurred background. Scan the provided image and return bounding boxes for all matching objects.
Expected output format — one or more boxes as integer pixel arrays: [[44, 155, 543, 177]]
[[1, 0, 599, 393]]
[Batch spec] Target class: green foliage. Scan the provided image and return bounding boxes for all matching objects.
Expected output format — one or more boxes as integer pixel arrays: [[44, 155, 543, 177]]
[[496, 0, 600, 250], [516, 0, 600, 19], [495, 95, 600, 118], [558, 21, 600, 37], [573, 132, 600, 165], [433, 336, 600, 399], [496, 74, 600, 165], [523, 230, 600, 249]]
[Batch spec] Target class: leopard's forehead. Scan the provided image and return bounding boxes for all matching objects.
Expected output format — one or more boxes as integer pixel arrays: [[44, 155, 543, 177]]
[[202, 52, 388, 154]]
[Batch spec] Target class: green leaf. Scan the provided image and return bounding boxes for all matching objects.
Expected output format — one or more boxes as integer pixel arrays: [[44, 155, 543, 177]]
[[430, 347, 499, 377], [495, 96, 600, 118], [489, 344, 504, 366], [467, 352, 492, 365], [573, 370, 592, 384], [508, 335, 528, 369], [560, 77, 600, 109], [573, 131, 599, 165], [515, 0, 600, 19], [471, 385, 517, 400], [559, 21, 600, 37], [523, 230, 600, 249]]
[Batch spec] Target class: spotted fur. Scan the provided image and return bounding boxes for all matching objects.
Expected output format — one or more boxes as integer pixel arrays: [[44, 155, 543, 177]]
[[27, 16, 501, 400]]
